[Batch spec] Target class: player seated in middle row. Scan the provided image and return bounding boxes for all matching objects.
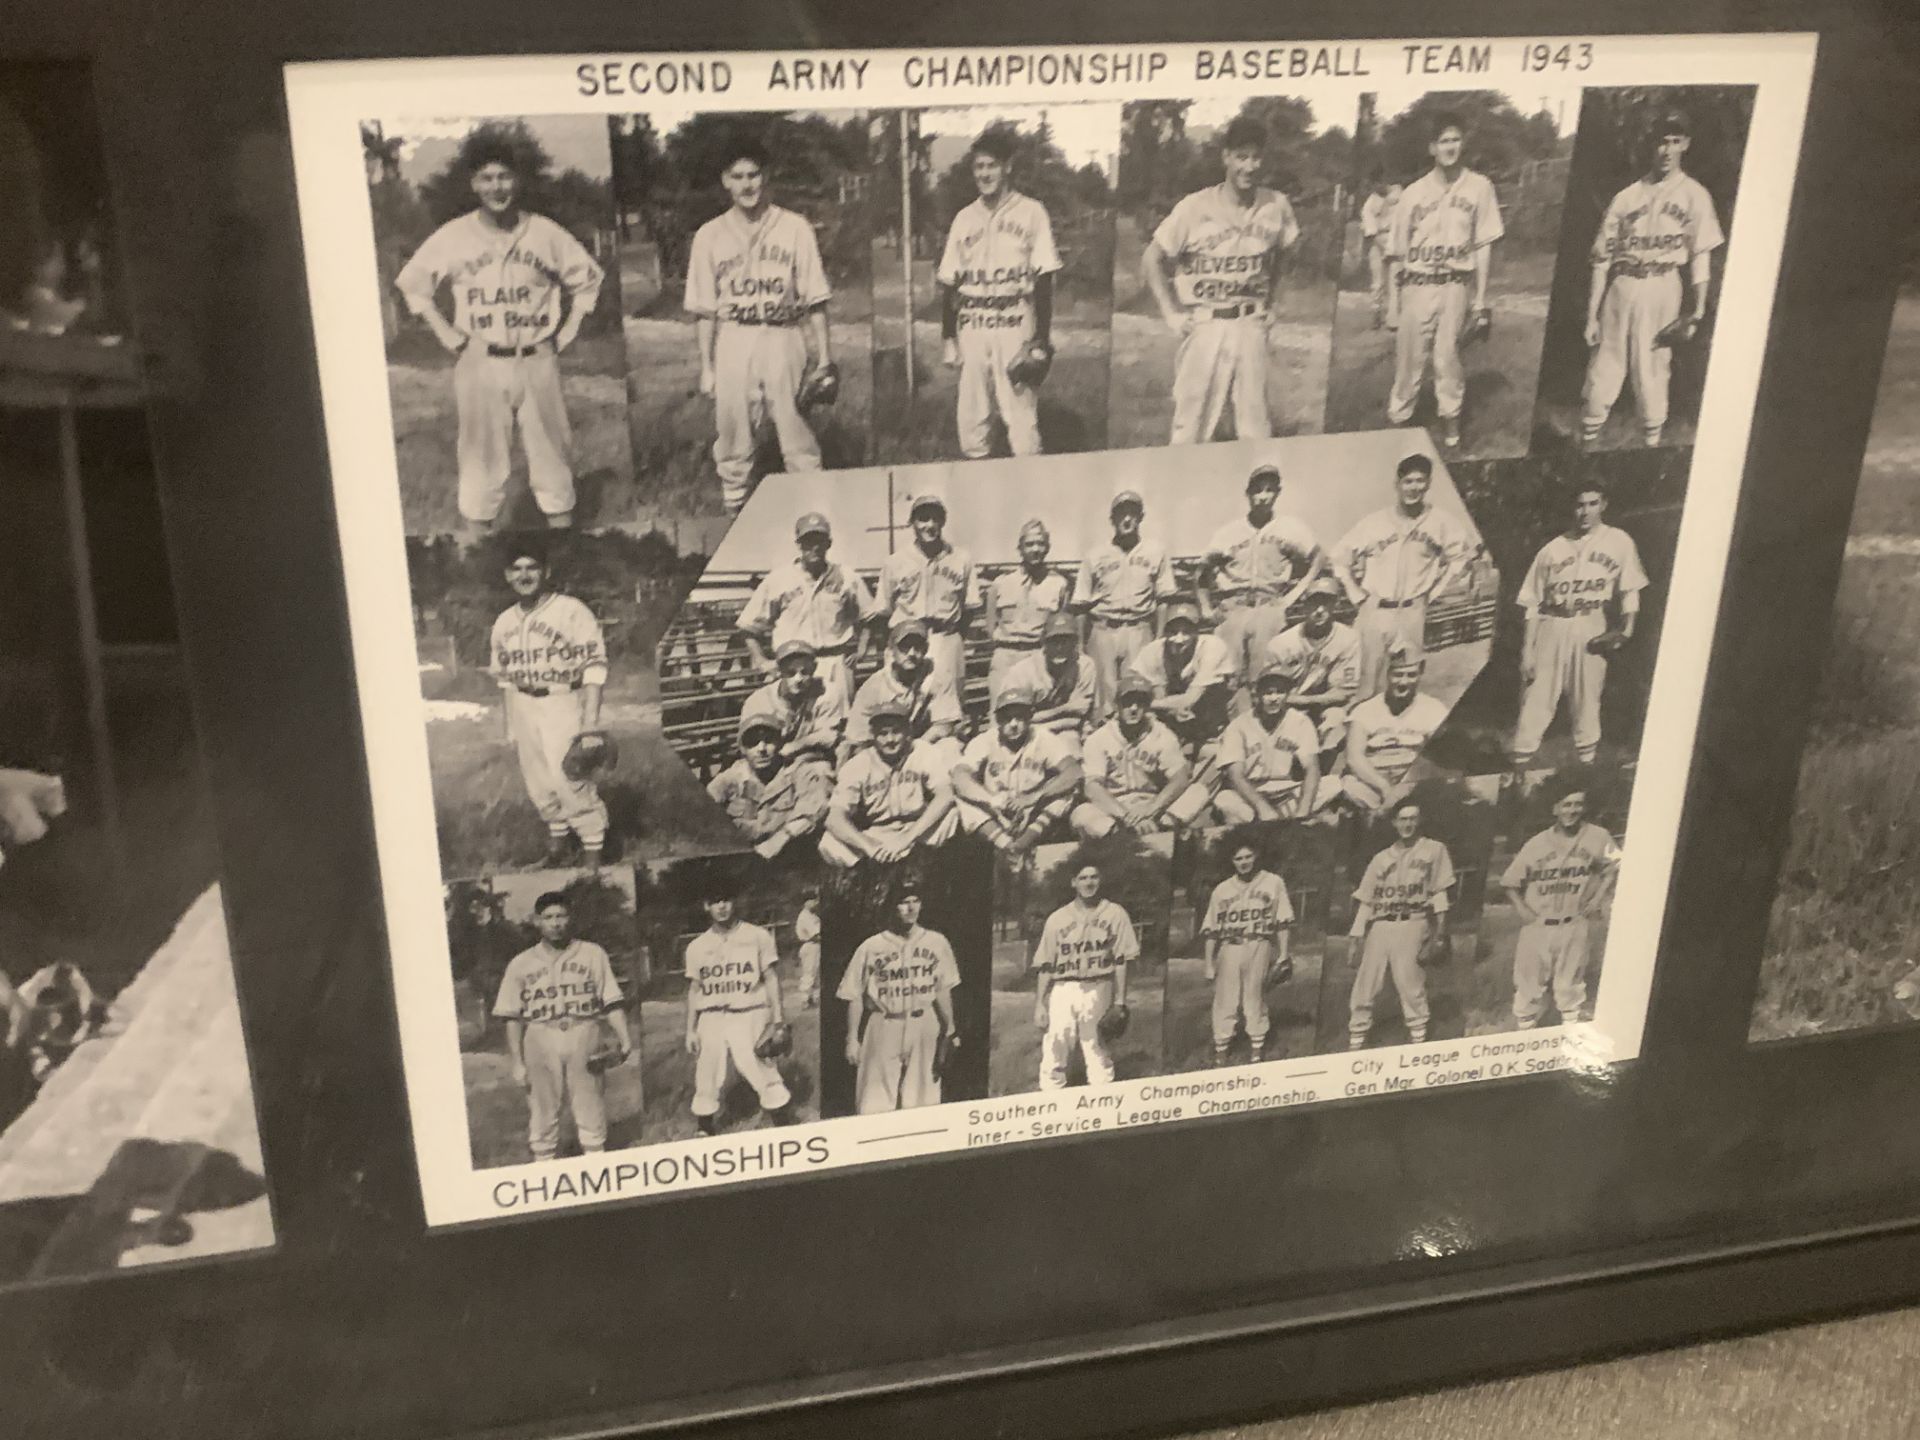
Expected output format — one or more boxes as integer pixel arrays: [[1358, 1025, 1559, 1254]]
[[1072, 668, 1211, 838], [1339, 644, 1449, 816], [844, 619, 963, 767], [951, 680, 1083, 854], [821, 698, 959, 868], [706, 713, 832, 860], [1002, 611, 1098, 758], [1264, 573, 1362, 786], [1214, 661, 1323, 823], [739, 638, 848, 770], [1133, 597, 1236, 756]]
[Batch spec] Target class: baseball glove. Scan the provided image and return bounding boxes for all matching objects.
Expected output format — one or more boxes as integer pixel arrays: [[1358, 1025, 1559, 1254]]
[[754, 1020, 794, 1060], [585, 1020, 627, 1074], [932, 1029, 959, 1080], [1096, 1003, 1130, 1042], [1461, 306, 1493, 346], [1006, 340, 1054, 389], [1586, 627, 1630, 656], [1419, 929, 1453, 969], [1653, 315, 1700, 349], [561, 730, 617, 782], [797, 360, 841, 409]]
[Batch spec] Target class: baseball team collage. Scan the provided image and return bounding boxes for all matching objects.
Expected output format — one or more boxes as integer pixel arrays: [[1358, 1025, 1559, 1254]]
[[287, 38, 1809, 1217]]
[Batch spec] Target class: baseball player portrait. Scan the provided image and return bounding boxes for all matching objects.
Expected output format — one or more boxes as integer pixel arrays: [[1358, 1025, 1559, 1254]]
[[837, 877, 961, 1113], [951, 680, 1083, 854], [1498, 780, 1621, 1029], [1359, 173, 1404, 328], [1073, 489, 1177, 716], [1341, 646, 1451, 817], [821, 698, 960, 868], [380, 119, 625, 538], [794, 893, 822, 1009], [1027, 854, 1140, 1090], [1215, 662, 1323, 824], [1199, 836, 1294, 1064], [1199, 462, 1323, 682], [1509, 482, 1649, 772], [736, 511, 879, 708], [1072, 669, 1209, 839], [1345, 796, 1455, 1049], [1265, 574, 1363, 785], [679, 873, 799, 1134], [983, 520, 1072, 693], [844, 621, 964, 762], [706, 713, 831, 860], [1004, 613, 1100, 759], [877, 488, 979, 706], [1110, 95, 1347, 450]]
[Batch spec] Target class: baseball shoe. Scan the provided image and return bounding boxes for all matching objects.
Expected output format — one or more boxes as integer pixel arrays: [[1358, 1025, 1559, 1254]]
[[544, 834, 576, 868], [695, 1115, 718, 1137], [1440, 419, 1462, 450]]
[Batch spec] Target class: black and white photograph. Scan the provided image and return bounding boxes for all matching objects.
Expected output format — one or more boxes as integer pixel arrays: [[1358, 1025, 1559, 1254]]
[[874, 103, 1119, 464], [610, 107, 878, 528], [634, 854, 821, 1140], [1533, 87, 1754, 453], [1326, 86, 1576, 460], [0, 61, 273, 1281], [1164, 821, 1335, 1069], [1108, 94, 1352, 450], [363, 114, 634, 538], [986, 835, 1170, 1096], [451, 868, 642, 1167]]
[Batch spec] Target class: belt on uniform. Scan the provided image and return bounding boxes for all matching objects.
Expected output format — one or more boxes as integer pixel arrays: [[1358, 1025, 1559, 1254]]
[[1094, 615, 1150, 629], [1373, 596, 1421, 610], [1536, 605, 1580, 618], [1609, 260, 1678, 280], [529, 1015, 596, 1031], [724, 314, 800, 327], [920, 617, 962, 634], [1222, 590, 1285, 608], [995, 637, 1043, 650], [699, 1004, 770, 1016], [1198, 302, 1268, 320], [1398, 270, 1472, 286], [1540, 916, 1580, 927], [1374, 911, 1426, 923], [486, 342, 549, 357], [516, 681, 583, 696], [874, 1008, 929, 1020], [805, 642, 854, 657]]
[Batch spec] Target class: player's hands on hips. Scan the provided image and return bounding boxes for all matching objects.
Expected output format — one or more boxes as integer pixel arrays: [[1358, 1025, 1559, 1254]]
[[553, 323, 581, 353], [942, 337, 961, 369], [437, 325, 470, 355]]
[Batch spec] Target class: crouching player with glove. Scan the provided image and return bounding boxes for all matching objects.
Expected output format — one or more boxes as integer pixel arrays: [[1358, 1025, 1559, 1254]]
[[1029, 855, 1138, 1090], [839, 877, 960, 1114]]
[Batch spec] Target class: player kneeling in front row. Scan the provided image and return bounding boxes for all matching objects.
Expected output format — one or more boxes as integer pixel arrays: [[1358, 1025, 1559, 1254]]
[[1071, 669, 1209, 839], [683, 875, 795, 1133], [821, 699, 959, 868], [1215, 662, 1323, 823], [1201, 838, 1294, 1066], [952, 681, 1083, 855], [1031, 857, 1139, 1090], [1502, 784, 1620, 1029], [840, 877, 961, 1114], [706, 714, 831, 860], [1348, 798, 1455, 1050], [494, 893, 631, 1161], [1340, 646, 1448, 817]]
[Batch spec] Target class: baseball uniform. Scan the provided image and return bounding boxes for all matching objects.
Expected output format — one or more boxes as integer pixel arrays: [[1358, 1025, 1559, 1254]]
[[1031, 898, 1140, 1089], [1582, 174, 1724, 441], [879, 542, 980, 703], [820, 740, 960, 868], [1206, 510, 1320, 678], [1072, 716, 1208, 837], [1201, 869, 1292, 1053], [684, 922, 792, 1120], [737, 559, 878, 707], [1332, 503, 1475, 696], [395, 212, 604, 525], [987, 568, 1072, 690], [1349, 836, 1454, 1047], [740, 675, 849, 765], [1005, 650, 1099, 756], [1361, 189, 1400, 317], [838, 924, 959, 1112], [706, 756, 831, 846], [1503, 821, 1619, 1027], [938, 191, 1062, 458], [1073, 540, 1177, 715], [1343, 690, 1449, 811], [1153, 184, 1299, 444], [685, 204, 831, 512], [490, 593, 610, 851], [1510, 524, 1648, 766], [1214, 706, 1322, 822], [493, 939, 624, 1158], [954, 725, 1076, 839], [794, 903, 822, 1006], [845, 666, 964, 758], [1266, 620, 1363, 753], [1386, 168, 1503, 424]]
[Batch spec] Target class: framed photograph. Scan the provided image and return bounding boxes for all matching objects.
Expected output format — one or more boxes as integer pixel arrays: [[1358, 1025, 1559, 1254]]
[[7, 6, 1920, 1439]]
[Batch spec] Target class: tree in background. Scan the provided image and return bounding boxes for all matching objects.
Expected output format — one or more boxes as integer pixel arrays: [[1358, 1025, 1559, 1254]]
[[1372, 91, 1562, 187]]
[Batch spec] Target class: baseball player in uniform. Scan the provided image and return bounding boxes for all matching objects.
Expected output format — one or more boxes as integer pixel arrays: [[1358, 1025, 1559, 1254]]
[[706, 714, 831, 859], [1030, 858, 1139, 1090], [1266, 575, 1362, 780], [984, 520, 1071, 693], [1501, 786, 1620, 1029], [683, 875, 794, 1133], [1005, 613, 1099, 758], [1072, 669, 1208, 838], [739, 640, 849, 772], [1215, 662, 1323, 823], [493, 893, 630, 1159], [1200, 839, 1294, 1064], [1360, 175, 1404, 327], [1342, 647, 1449, 816], [1074, 490, 1176, 717], [938, 128, 1062, 459], [489, 539, 610, 867], [845, 621, 963, 763], [685, 137, 834, 515], [394, 135, 604, 538], [737, 512, 878, 708], [878, 488, 978, 707], [1201, 464, 1322, 683], [1347, 798, 1455, 1049], [821, 699, 960, 868], [794, 894, 822, 1008], [1384, 112, 1504, 450], [1331, 453, 1474, 698], [1510, 483, 1649, 770], [951, 681, 1084, 854], [839, 879, 960, 1113], [1580, 111, 1725, 448], [1143, 115, 1300, 445]]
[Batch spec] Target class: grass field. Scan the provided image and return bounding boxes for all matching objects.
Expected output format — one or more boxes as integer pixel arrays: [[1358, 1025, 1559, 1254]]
[[388, 331, 636, 537], [1161, 950, 1326, 1069], [635, 969, 820, 1141], [1324, 250, 1556, 462]]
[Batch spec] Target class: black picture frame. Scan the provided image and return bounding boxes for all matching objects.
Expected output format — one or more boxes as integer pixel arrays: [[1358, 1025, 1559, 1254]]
[[6, 2, 1920, 1436]]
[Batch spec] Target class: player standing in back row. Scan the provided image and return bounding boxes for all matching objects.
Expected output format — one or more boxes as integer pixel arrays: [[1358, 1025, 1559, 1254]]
[[1143, 114, 1300, 446], [1385, 111, 1504, 451], [1580, 111, 1725, 448], [395, 132, 605, 538], [938, 128, 1063, 459], [685, 136, 835, 515]]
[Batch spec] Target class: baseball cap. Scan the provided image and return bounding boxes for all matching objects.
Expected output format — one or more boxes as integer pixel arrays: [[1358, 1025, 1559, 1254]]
[[993, 680, 1038, 712], [795, 512, 831, 540], [1042, 612, 1080, 642], [1657, 109, 1692, 137], [739, 713, 783, 743], [1163, 598, 1202, 629], [1246, 464, 1282, 493], [1385, 640, 1425, 671], [1114, 667, 1155, 701], [910, 490, 947, 518], [1254, 659, 1296, 689], [868, 697, 913, 726], [1303, 575, 1344, 602], [1397, 453, 1434, 479], [773, 639, 818, 665], [1018, 518, 1050, 545], [890, 619, 931, 649], [1110, 489, 1145, 515]]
